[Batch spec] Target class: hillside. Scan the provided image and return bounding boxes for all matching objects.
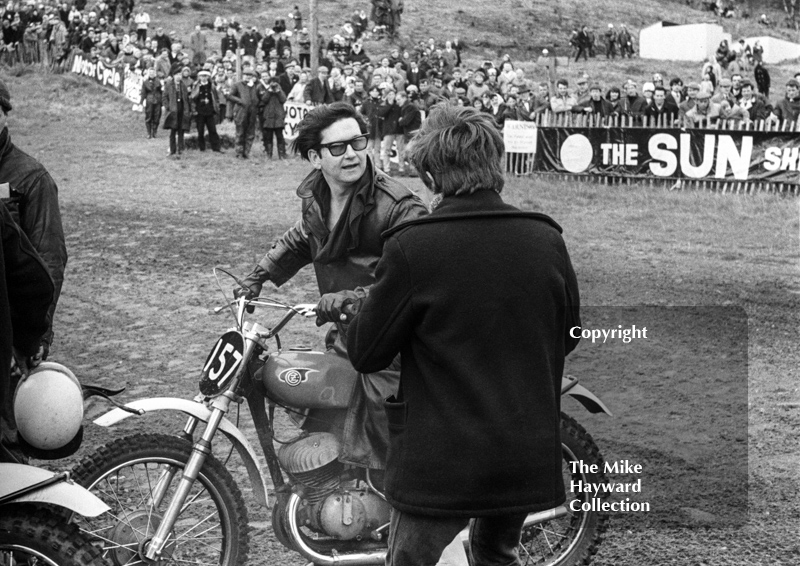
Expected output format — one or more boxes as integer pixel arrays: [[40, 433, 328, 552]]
[[144, 0, 800, 90]]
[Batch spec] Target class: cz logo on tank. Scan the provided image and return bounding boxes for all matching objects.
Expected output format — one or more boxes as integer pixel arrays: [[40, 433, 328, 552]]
[[279, 368, 317, 387]]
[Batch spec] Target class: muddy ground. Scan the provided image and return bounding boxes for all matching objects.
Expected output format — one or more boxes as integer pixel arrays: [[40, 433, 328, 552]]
[[8, 73, 798, 565]]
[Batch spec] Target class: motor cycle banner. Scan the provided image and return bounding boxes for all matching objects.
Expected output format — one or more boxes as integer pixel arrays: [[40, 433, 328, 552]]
[[283, 102, 311, 139], [534, 127, 800, 184], [70, 51, 143, 105]]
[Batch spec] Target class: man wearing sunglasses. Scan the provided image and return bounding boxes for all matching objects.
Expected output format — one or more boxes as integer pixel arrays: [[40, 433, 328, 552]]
[[237, 102, 427, 470]]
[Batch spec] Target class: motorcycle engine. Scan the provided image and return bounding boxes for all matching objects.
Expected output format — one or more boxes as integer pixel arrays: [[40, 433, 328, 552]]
[[277, 432, 391, 541]]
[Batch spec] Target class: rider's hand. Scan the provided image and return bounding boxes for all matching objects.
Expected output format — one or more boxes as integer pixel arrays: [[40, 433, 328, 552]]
[[11, 347, 34, 378], [234, 268, 269, 313], [31, 342, 48, 365], [315, 291, 362, 327]]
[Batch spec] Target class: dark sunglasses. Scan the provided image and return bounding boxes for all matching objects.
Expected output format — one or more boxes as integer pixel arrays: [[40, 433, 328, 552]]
[[318, 135, 368, 157]]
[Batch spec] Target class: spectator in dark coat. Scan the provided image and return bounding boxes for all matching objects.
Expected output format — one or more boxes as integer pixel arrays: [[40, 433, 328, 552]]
[[191, 70, 222, 152], [376, 89, 402, 172], [644, 86, 679, 124], [771, 79, 800, 125], [140, 68, 163, 138], [240, 26, 261, 57], [220, 27, 237, 58], [360, 85, 383, 166], [572, 83, 615, 118], [346, 105, 579, 565], [754, 61, 770, 98], [227, 68, 259, 158], [395, 90, 420, 175], [163, 70, 193, 156], [303, 66, 334, 105], [738, 80, 772, 122], [257, 76, 287, 158]]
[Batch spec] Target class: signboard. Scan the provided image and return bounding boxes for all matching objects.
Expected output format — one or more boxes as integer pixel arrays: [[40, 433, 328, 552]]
[[534, 127, 800, 184], [504, 120, 537, 154]]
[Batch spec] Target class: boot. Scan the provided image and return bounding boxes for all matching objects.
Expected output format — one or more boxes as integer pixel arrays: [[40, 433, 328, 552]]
[[277, 141, 287, 160], [146, 123, 152, 138], [265, 142, 273, 158]]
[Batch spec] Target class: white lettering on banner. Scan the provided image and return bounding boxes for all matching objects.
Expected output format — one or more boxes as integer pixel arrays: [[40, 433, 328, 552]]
[[504, 120, 538, 154], [764, 147, 800, 171], [600, 143, 638, 166], [648, 133, 678, 176], [123, 67, 143, 105], [680, 133, 715, 178], [648, 133, 754, 179]]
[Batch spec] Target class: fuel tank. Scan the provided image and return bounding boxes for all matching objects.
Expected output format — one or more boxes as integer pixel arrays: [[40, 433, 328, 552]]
[[261, 349, 356, 409]]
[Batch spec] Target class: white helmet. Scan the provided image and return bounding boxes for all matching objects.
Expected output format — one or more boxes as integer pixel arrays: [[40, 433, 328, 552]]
[[14, 362, 84, 457]]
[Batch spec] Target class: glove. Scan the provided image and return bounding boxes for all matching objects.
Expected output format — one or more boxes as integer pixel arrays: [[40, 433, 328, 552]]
[[233, 266, 269, 313], [315, 291, 363, 327]]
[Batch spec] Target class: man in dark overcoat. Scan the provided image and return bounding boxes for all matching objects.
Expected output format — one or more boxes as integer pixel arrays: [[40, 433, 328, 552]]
[[191, 70, 221, 152], [346, 105, 581, 566], [226, 68, 259, 158], [162, 69, 192, 156], [256, 76, 287, 158], [140, 67, 162, 138]]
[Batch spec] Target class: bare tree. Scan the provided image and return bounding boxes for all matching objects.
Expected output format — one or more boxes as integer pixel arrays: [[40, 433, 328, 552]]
[[783, 0, 799, 29]]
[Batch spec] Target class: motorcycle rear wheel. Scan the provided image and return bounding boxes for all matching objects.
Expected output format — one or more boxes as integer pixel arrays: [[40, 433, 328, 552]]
[[517, 413, 610, 566], [71, 433, 249, 566], [0, 505, 106, 566]]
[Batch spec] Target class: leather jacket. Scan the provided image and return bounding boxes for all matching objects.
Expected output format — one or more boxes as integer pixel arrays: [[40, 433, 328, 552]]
[[0, 128, 67, 347], [248, 158, 427, 296], [247, 158, 427, 468]]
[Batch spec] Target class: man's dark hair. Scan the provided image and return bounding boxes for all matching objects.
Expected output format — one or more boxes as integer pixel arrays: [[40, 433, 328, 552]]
[[654, 86, 667, 95], [556, 78, 568, 88], [740, 80, 753, 90], [291, 102, 367, 160], [409, 105, 504, 197], [669, 77, 683, 87]]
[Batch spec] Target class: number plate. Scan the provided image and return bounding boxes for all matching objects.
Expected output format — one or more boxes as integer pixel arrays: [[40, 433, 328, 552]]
[[199, 331, 245, 396]]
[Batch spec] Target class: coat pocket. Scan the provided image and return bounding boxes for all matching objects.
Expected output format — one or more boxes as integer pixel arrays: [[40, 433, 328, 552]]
[[383, 395, 407, 432]]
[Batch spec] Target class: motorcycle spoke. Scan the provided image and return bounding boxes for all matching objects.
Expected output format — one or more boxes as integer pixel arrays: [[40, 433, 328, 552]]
[[175, 516, 221, 541]]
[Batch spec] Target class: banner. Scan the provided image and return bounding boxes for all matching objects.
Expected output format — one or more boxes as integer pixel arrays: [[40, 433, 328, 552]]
[[283, 102, 310, 139], [70, 51, 143, 105], [533, 128, 800, 184]]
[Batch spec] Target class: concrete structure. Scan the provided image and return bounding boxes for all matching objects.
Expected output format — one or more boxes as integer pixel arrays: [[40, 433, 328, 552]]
[[639, 21, 731, 62], [743, 36, 800, 64]]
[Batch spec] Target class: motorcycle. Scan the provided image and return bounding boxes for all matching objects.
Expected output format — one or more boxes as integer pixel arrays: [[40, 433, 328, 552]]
[[71, 268, 613, 566], [0, 464, 110, 566], [1, 363, 120, 566]]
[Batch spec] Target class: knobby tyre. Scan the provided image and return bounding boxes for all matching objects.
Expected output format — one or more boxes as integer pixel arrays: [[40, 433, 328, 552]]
[[71, 433, 249, 566], [0, 505, 107, 566], [518, 413, 610, 566]]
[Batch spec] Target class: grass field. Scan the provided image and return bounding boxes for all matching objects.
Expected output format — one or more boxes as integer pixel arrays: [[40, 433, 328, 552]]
[[4, 49, 800, 566]]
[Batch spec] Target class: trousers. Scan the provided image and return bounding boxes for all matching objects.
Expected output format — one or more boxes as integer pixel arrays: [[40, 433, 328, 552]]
[[386, 510, 528, 566]]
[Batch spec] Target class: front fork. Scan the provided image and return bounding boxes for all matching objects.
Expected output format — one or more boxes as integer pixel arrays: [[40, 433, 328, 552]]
[[143, 391, 235, 561]]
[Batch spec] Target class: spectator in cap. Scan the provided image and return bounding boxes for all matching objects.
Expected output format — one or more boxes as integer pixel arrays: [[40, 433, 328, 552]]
[[257, 76, 287, 159], [227, 68, 260, 158], [574, 75, 590, 105], [163, 68, 193, 156], [304, 65, 334, 105], [0, 78, 66, 363], [678, 82, 701, 119], [684, 90, 721, 127], [140, 67, 162, 139], [191, 69, 222, 153]]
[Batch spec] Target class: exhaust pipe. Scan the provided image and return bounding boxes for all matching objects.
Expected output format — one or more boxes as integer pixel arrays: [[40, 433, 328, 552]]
[[286, 494, 569, 565]]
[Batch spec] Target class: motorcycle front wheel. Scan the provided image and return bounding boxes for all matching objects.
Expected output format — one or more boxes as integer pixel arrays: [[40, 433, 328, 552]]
[[517, 413, 610, 566], [0, 505, 106, 566], [71, 433, 249, 566]]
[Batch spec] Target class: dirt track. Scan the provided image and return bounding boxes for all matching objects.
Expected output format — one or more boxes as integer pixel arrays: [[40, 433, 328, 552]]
[[7, 73, 798, 565]]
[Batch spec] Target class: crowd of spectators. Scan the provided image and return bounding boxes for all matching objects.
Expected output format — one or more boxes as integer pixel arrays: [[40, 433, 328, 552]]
[[2, 0, 798, 165]]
